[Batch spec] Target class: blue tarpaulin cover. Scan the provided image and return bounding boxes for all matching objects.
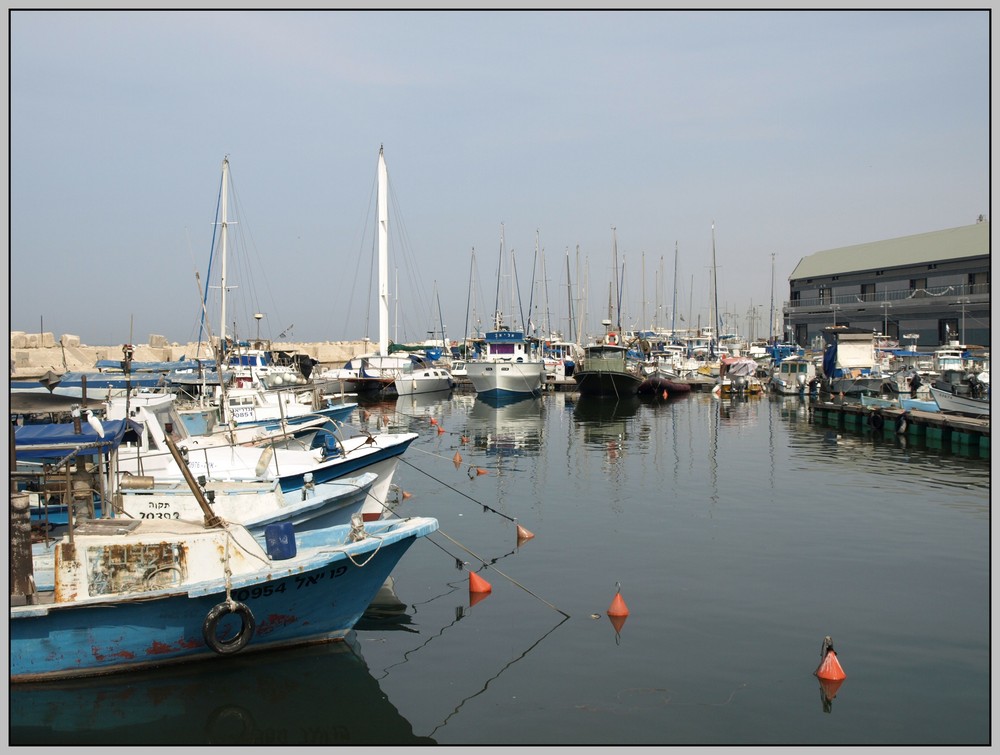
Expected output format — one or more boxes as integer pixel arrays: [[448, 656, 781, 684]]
[[14, 419, 143, 460]]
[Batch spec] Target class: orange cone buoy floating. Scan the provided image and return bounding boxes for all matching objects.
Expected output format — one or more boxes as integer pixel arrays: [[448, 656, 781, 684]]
[[430, 417, 438, 425], [476, 467, 489, 476], [662, 389, 668, 400], [453, 451, 463, 468], [461, 435, 469, 444], [437, 425, 445, 435], [469, 571, 492, 594], [814, 636, 846, 681], [516, 524, 535, 543], [608, 584, 629, 617], [401, 491, 412, 500]]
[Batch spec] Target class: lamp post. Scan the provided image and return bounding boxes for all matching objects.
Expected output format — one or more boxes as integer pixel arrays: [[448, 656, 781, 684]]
[[960, 299, 970, 344], [831, 304, 841, 327], [254, 313, 264, 342], [881, 300, 892, 339]]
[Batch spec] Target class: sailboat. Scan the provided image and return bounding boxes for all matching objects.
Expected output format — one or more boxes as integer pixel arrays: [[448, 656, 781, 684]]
[[464, 225, 546, 399], [573, 227, 643, 398], [323, 146, 410, 397]]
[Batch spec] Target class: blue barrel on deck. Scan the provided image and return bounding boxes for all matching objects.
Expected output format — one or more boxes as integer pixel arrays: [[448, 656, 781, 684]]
[[264, 521, 297, 560]]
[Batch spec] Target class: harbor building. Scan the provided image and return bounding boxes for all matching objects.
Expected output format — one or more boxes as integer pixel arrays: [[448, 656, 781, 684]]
[[783, 218, 990, 350]]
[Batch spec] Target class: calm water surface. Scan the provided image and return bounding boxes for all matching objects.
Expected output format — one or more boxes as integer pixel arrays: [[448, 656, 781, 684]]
[[10, 391, 991, 746]]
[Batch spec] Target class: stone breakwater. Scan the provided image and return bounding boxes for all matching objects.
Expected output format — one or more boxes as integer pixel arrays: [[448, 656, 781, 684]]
[[9, 332, 370, 380]]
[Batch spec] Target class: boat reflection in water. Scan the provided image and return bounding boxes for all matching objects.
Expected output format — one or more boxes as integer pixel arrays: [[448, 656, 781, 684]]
[[466, 393, 545, 459], [10, 632, 434, 746], [571, 395, 641, 441]]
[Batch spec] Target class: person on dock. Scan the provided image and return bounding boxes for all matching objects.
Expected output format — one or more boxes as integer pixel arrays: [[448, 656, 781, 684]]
[[909, 371, 922, 398]]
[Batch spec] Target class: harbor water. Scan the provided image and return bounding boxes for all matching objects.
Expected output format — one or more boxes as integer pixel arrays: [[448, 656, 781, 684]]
[[10, 390, 991, 746]]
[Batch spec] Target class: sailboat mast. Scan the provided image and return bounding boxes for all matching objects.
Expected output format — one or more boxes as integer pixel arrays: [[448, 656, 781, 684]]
[[565, 250, 575, 344], [611, 226, 620, 331], [494, 224, 504, 329], [769, 252, 775, 343], [711, 222, 720, 348], [377, 146, 390, 356], [671, 241, 679, 340], [219, 156, 229, 348]]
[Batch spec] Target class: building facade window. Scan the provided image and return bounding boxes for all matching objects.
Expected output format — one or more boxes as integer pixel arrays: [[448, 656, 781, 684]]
[[939, 319, 959, 343]]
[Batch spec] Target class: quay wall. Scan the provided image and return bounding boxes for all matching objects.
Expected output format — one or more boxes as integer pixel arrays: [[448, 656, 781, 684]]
[[8, 332, 370, 380]]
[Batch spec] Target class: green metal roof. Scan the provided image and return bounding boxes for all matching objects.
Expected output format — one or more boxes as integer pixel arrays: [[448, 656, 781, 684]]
[[789, 221, 990, 281]]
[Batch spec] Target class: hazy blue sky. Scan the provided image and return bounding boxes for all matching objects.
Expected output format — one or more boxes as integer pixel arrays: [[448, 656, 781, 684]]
[[9, 9, 990, 348]]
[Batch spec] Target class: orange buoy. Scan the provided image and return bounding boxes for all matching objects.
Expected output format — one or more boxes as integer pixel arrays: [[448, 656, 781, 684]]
[[476, 467, 489, 476], [401, 490, 412, 500], [437, 425, 445, 435], [608, 585, 629, 617], [469, 571, 492, 594], [453, 451, 463, 468], [430, 417, 438, 425], [662, 389, 668, 400], [516, 524, 535, 543], [814, 636, 846, 681], [461, 435, 469, 444]]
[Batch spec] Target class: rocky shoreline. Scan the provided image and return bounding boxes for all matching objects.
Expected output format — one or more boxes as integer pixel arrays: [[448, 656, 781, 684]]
[[9, 331, 371, 380]]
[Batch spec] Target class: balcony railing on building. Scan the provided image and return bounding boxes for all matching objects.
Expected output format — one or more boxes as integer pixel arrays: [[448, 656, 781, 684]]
[[785, 282, 989, 311]]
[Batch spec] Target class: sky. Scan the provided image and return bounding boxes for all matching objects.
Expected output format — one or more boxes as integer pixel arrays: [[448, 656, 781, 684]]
[[8, 8, 991, 349]]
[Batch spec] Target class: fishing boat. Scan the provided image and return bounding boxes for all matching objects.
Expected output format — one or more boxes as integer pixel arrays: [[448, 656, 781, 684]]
[[465, 327, 546, 398], [11, 482, 438, 682], [216, 382, 356, 430], [768, 354, 817, 395], [821, 327, 889, 396], [859, 393, 899, 409], [102, 391, 417, 521], [104, 391, 333, 454], [898, 396, 939, 412], [464, 225, 546, 398], [392, 356, 455, 397], [574, 324, 643, 398], [712, 355, 766, 398], [928, 384, 990, 417], [573, 229, 643, 399]]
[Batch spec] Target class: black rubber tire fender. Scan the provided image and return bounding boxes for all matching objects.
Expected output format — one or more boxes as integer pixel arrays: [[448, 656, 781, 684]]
[[202, 601, 256, 655]]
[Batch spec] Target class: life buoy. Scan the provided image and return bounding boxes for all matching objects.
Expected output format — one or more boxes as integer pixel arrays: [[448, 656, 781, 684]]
[[606, 333, 619, 346], [203, 600, 256, 655]]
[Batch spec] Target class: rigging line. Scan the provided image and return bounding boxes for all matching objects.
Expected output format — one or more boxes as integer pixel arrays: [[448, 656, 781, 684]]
[[398, 456, 516, 523], [426, 613, 570, 739], [429, 529, 570, 618]]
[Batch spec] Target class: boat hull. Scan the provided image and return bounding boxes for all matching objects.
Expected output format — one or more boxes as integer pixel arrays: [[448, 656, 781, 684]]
[[11, 518, 438, 682], [928, 385, 990, 416], [573, 370, 642, 398], [465, 361, 545, 397]]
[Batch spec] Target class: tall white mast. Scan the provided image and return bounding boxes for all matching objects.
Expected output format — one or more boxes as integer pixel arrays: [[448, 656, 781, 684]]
[[220, 156, 229, 347], [377, 146, 389, 356]]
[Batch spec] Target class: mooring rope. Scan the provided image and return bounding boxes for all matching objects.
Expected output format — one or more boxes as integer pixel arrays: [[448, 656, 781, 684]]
[[397, 455, 517, 523], [428, 529, 569, 618]]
